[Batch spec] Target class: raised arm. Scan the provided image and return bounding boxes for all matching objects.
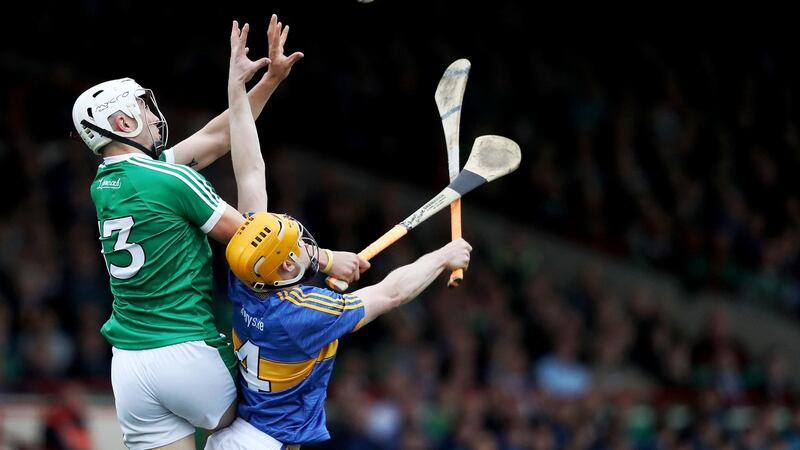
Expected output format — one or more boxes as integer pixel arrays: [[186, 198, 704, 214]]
[[228, 20, 271, 213], [171, 14, 304, 170], [352, 239, 472, 327], [226, 20, 369, 281]]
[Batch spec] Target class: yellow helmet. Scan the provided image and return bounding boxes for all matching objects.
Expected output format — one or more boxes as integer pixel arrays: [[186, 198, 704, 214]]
[[226, 212, 318, 292]]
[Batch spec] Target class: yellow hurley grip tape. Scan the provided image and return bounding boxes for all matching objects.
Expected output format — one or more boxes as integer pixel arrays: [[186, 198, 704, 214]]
[[360, 225, 409, 260], [326, 224, 409, 291], [448, 199, 464, 288]]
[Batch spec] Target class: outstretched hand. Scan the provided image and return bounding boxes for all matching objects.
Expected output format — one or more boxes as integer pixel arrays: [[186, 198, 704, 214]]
[[263, 14, 304, 83], [230, 20, 271, 85]]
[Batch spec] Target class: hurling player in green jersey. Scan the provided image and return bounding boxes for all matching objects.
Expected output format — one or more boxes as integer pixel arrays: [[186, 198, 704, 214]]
[[72, 15, 367, 450]]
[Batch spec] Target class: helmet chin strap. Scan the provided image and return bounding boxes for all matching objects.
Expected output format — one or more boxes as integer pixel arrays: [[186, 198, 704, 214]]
[[80, 120, 163, 159]]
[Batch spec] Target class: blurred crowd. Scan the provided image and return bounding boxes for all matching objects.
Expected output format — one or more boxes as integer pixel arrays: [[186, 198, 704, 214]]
[[1, 1, 800, 449], [317, 261, 799, 450], [518, 49, 800, 314]]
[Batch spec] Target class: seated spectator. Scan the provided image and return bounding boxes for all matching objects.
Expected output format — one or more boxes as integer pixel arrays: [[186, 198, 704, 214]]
[[534, 332, 591, 399]]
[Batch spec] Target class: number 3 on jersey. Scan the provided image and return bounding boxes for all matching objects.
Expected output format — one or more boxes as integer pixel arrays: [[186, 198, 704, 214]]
[[99, 216, 145, 280]]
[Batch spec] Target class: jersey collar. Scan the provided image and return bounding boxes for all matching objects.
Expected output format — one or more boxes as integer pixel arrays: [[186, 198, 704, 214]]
[[103, 153, 154, 165]]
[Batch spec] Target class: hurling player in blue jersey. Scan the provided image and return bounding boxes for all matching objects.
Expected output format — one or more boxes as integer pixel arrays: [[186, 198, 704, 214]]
[[205, 17, 472, 450], [216, 215, 470, 450]]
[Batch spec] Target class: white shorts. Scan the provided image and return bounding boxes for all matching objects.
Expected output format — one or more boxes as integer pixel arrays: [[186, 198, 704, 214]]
[[205, 417, 300, 450], [111, 339, 237, 450]]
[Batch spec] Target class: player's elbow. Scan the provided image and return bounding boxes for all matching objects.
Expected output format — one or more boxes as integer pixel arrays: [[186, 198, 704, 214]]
[[381, 281, 409, 311], [237, 174, 267, 196], [239, 157, 265, 176], [200, 123, 231, 154]]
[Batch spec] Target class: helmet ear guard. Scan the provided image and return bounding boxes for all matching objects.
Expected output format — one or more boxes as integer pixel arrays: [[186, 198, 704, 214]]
[[226, 213, 319, 293], [72, 77, 168, 157]]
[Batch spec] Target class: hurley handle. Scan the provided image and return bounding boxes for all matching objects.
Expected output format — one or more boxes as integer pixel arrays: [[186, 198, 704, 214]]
[[448, 199, 464, 288], [325, 225, 409, 291]]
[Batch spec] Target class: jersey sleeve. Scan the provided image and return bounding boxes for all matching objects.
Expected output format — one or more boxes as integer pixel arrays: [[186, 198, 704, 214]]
[[277, 286, 365, 356], [158, 162, 227, 233], [158, 148, 175, 164]]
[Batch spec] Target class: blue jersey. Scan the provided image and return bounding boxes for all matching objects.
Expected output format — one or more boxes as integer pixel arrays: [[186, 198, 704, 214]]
[[228, 271, 366, 445]]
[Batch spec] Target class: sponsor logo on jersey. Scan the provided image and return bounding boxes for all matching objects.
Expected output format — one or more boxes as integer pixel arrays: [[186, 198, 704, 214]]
[[240, 307, 265, 331], [97, 178, 122, 190]]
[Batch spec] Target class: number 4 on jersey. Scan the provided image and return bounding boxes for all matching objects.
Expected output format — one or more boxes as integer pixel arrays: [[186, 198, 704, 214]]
[[99, 216, 146, 280], [237, 340, 272, 392]]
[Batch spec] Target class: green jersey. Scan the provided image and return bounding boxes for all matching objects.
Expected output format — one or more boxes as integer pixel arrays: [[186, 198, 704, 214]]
[[91, 151, 227, 350]]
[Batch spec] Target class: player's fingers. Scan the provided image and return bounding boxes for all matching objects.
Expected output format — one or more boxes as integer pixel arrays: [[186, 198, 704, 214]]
[[257, 57, 271, 69], [266, 18, 274, 44], [280, 24, 289, 47], [268, 15, 278, 43], [231, 20, 239, 44], [286, 52, 304, 66], [241, 23, 250, 44]]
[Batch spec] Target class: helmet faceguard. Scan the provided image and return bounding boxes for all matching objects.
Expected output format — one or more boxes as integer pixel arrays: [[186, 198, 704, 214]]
[[72, 78, 168, 158], [138, 88, 168, 154], [280, 216, 320, 288]]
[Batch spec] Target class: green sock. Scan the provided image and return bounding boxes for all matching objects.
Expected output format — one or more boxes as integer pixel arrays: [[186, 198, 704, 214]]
[[195, 428, 212, 450]]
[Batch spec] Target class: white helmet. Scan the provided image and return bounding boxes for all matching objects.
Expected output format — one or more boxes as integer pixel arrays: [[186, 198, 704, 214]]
[[72, 77, 168, 156]]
